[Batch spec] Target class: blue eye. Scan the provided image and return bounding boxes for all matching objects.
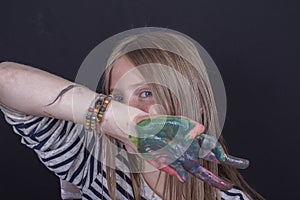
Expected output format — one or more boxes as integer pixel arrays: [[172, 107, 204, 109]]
[[114, 95, 124, 102], [140, 91, 152, 98]]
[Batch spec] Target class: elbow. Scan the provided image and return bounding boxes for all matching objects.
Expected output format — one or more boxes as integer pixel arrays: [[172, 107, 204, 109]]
[[0, 61, 12, 69], [0, 61, 17, 74], [0, 61, 25, 106], [0, 61, 25, 77], [0, 62, 10, 78], [0, 62, 19, 87]]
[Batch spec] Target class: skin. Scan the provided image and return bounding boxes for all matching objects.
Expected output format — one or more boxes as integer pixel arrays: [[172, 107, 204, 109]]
[[110, 56, 155, 113], [110, 56, 249, 191]]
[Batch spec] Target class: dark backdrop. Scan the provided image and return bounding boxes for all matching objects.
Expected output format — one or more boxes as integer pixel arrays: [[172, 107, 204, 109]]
[[0, 0, 299, 199]]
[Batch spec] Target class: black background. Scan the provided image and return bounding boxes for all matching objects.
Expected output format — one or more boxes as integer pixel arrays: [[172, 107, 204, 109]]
[[0, 0, 299, 199]]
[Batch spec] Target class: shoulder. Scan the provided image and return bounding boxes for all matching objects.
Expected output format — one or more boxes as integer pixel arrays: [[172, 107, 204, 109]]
[[221, 186, 250, 200]]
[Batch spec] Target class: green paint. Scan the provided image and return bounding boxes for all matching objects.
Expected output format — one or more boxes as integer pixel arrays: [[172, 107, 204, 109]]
[[213, 142, 226, 162], [130, 116, 195, 147]]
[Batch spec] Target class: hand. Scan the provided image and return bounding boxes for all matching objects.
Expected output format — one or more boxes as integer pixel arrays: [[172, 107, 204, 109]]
[[129, 115, 249, 190]]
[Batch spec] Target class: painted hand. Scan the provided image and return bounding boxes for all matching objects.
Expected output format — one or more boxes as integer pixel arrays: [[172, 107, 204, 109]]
[[129, 115, 249, 190]]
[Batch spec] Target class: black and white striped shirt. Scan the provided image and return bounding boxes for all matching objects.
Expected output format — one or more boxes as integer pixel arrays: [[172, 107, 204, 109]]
[[0, 104, 249, 200]]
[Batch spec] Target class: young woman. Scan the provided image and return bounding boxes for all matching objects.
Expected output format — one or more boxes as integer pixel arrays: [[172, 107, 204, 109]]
[[0, 29, 264, 200]]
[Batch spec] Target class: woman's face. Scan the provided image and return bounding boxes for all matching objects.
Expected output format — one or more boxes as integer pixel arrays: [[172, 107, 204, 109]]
[[110, 56, 156, 113]]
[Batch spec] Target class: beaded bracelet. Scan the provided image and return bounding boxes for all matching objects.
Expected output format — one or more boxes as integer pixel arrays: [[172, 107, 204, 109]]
[[97, 94, 113, 124], [85, 94, 105, 131]]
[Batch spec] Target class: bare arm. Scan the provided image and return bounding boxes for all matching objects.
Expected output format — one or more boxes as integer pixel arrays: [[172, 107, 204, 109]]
[[0, 61, 94, 121], [0, 61, 145, 144]]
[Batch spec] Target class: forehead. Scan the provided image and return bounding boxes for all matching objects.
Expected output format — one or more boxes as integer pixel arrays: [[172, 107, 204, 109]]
[[110, 56, 145, 88]]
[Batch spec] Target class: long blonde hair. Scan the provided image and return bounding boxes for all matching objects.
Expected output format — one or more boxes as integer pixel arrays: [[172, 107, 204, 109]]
[[102, 31, 264, 200]]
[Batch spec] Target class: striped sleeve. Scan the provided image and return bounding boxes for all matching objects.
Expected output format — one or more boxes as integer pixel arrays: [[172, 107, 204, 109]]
[[0, 104, 103, 191], [221, 186, 250, 200]]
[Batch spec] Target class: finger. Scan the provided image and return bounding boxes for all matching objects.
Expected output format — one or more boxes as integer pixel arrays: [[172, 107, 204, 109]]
[[160, 165, 188, 183], [223, 155, 250, 169], [198, 135, 250, 169], [197, 134, 227, 162], [183, 164, 233, 190], [142, 156, 188, 183], [201, 151, 249, 169], [201, 151, 221, 163], [168, 161, 189, 182]]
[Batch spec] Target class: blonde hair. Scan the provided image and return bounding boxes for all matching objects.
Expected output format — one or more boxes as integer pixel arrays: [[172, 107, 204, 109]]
[[102, 31, 264, 200]]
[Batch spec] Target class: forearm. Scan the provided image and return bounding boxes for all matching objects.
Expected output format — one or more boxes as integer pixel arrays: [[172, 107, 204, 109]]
[[0, 61, 96, 123], [0, 61, 147, 145]]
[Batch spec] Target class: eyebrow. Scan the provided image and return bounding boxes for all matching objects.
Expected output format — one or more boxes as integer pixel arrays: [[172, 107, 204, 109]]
[[110, 82, 149, 93], [129, 82, 149, 89]]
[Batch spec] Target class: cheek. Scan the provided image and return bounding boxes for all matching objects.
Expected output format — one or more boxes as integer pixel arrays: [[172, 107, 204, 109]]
[[128, 98, 155, 113]]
